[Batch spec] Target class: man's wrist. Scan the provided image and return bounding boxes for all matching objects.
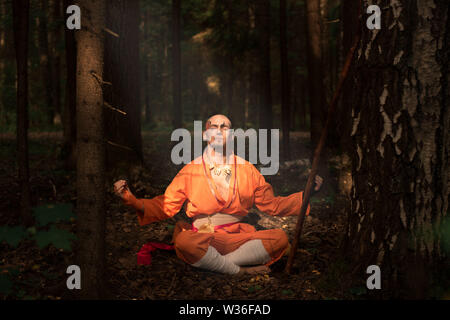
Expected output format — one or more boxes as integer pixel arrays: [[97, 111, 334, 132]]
[[122, 190, 144, 212]]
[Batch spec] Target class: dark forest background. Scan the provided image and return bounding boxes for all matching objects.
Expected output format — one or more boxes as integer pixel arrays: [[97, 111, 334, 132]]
[[0, 0, 449, 300]]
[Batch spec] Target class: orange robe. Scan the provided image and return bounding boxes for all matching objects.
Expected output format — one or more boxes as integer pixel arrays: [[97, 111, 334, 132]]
[[129, 155, 310, 266]]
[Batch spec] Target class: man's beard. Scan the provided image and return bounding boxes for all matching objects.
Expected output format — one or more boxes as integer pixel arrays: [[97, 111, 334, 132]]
[[208, 138, 233, 165]]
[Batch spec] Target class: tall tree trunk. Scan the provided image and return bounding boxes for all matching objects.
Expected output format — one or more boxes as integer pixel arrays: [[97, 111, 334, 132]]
[[37, 0, 54, 125], [246, 2, 259, 128], [12, 0, 33, 226], [320, 0, 330, 97], [247, 62, 259, 128], [2, 0, 16, 126], [321, 0, 338, 149], [155, 24, 165, 123], [290, 0, 308, 131], [50, 0, 62, 123], [62, 0, 77, 169], [171, 0, 182, 128], [226, 69, 236, 125], [75, 0, 106, 299], [104, 0, 143, 170], [280, 0, 290, 160], [143, 8, 151, 124], [338, 0, 359, 152], [257, 0, 272, 131], [305, 0, 324, 147], [257, 0, 273, 137], [345, 0, 449, 299], [0, 0, 5, 124]]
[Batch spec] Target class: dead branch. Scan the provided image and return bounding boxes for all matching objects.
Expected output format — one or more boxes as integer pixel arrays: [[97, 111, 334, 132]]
[[104, 101, 127, 115], [107, 140, 134, 152], [103, 27, 119, 38], [90, 71, 112, 86], [285, 1, 363, 274], [49, 178, 57, 198], [325, 19, 340, 24]]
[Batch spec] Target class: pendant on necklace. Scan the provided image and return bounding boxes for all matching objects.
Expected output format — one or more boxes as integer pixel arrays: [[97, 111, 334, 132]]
[[223, 167, 232, 177]]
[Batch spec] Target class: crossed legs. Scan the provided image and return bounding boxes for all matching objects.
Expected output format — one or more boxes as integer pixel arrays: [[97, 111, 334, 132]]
[[173, 222, 289, 275]]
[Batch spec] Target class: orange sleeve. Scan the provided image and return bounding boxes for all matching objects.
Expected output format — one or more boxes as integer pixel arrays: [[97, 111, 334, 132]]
[[252, 166, 310, 217], [123, 166, 188, 226]]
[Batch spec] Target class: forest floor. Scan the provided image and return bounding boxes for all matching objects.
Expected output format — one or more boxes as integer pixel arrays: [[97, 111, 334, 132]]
[[0, 130, 363, 300]]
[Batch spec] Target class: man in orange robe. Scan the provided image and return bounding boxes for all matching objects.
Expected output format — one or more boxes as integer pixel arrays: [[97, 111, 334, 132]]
[[114, 114, 322, 275]]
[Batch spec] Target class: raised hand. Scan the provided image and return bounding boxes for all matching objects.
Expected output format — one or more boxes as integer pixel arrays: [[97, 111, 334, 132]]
[[113, 179, 130, 199]]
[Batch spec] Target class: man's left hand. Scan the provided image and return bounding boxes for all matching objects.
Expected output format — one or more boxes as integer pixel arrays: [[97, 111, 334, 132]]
[[314, 175, 324, 192]]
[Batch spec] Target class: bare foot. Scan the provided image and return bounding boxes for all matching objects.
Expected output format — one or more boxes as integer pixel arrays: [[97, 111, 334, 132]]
[[237, 265, 270, 276]]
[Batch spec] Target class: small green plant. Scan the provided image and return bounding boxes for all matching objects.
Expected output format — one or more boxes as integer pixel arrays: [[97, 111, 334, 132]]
[[0, 273, 13, 296], [349, 286, 367, 296], [34, 225, 77, 251], [316, 258, 351, 298], [248, 285, 262, 293], [0, 203, 77, 251], [0, 226, 28, 248], [33, 203, 75, 227]]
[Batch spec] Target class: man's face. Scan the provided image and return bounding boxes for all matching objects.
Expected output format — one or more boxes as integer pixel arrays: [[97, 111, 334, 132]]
[[204, 115, 232, 150]]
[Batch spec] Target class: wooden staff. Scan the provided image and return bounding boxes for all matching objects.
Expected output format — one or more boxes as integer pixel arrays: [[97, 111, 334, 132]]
[[285, 2, 362, 274]]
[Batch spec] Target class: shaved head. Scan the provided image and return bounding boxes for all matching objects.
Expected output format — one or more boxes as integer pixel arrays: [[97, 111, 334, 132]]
[[206, 114, 232, 130], [204, 114, 232, 152]]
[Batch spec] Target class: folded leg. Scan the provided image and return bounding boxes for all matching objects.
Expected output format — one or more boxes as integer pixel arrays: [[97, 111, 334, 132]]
[[224, 239, 271, 266], [173, 223, 289, 271], [212, 225, 289, 266]]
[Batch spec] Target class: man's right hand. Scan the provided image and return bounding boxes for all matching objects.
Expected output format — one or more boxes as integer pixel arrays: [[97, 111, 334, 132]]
[[114, 180, 131, 199], [114, 180, 144, 212]]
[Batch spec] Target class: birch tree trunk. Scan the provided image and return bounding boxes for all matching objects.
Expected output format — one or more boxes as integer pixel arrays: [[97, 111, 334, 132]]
[[345, 0, 449, 298]]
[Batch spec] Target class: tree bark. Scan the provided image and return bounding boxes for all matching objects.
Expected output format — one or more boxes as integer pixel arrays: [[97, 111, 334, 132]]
[[75, 0, 107, 299], [37, 0, 55, 125], [305, 0, 324, 147], [0, 0, 5, 124], [345, 0, 449, 299], [2, 1, 16, 126], [12, 0, 33, 226], [280, 0, 290, 160], [50, 0, 62, 123], [338, 0, 359, 151], [289, 0, 308, 131], [143, 8, 151, 124], [320, 0, 330, 97], [62, 0, 77, 169], [104, 0, 143, 169], [257, 0, 273, 135], [246, 2, 259, 128], [171, 0, 182, 128]]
